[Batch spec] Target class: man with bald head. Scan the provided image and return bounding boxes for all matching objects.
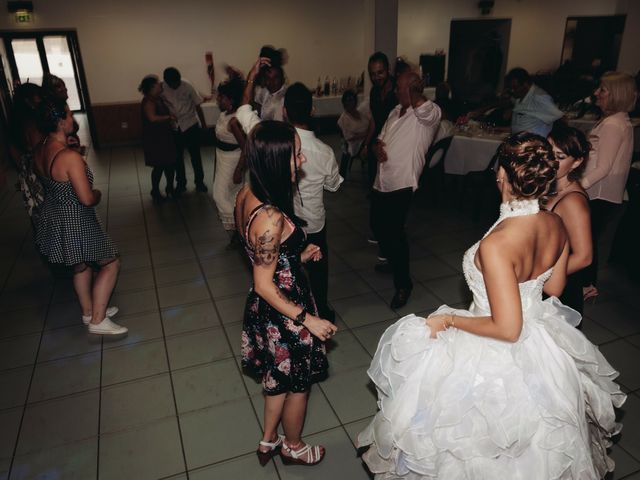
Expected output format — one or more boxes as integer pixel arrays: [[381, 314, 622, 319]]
[[371, 71, 441, 308]]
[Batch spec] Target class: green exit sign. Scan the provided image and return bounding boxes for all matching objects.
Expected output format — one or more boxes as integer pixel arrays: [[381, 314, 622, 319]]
[[15, 11, 32, 23]]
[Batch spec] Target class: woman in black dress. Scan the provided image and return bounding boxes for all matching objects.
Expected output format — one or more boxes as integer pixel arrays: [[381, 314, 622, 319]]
[[234, 120, 337, 467], [139, 75, 176, 202], [546, 126, 592, 316]]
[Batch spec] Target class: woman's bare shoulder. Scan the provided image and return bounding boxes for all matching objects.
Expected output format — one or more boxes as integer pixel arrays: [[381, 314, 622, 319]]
[[485, 212, 564, 248], [54, 148, 85, 170], [554, 189, 589, 214]]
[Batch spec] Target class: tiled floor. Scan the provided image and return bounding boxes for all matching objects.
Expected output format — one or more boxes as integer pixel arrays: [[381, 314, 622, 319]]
[[1, 130, 640, 479]]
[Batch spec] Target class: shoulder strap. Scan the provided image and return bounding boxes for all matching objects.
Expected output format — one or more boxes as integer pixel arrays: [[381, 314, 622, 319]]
[[48, 147, 68, 178], [244, 203, 267, 241], [244, 203, 295, 246], [550, 190, 589, 212]]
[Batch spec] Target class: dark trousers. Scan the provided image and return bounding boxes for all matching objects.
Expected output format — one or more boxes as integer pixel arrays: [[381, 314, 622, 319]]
[[305, 226, 331, 317], [370, 188, 413, 290], [174, 124, 204, 187], [584, 199, 620, 286], [367, 149, 377, 190], [151, 166, 175, 194], [339, 151, 351, 180]]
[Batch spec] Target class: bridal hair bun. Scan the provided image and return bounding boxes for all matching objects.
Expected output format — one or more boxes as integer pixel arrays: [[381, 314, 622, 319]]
[[497, 132, 558, 202]]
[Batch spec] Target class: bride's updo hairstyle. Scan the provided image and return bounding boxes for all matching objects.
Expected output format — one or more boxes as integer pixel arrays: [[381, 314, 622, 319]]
[[496, 131, 558, 202]]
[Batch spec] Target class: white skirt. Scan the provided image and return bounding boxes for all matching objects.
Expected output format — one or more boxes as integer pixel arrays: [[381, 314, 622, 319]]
[[358, 298, 625, 479], [213, 148, 243, 230]]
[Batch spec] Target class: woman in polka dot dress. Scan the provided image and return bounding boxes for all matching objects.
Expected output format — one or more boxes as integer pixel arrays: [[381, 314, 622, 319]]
[[33, 99, 127, 335]]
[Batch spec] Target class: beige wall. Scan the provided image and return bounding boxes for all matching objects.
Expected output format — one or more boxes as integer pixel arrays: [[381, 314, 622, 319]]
[[0, 0, 368, 104], [398, 0, 638, 76], [616, 0, 640, 74], [1, 1, 636, 107]]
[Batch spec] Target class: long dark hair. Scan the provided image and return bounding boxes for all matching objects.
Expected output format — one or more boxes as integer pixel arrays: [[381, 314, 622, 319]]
[[245, 120, 306, 226], [547, 125, 591, 182], [8, 83, 42, 151]]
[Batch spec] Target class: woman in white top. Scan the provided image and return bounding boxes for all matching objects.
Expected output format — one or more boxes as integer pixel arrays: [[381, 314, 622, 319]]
[[337, 90, 373, 178], [581, 72, 637, 300], [212, 77, 247, 245]]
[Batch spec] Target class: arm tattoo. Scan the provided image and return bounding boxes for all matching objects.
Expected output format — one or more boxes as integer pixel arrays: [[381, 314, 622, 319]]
[[255, 229, 280, 266]]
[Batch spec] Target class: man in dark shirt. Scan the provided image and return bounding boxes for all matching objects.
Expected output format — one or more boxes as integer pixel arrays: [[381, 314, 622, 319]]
[[364, 52, 398, 189]]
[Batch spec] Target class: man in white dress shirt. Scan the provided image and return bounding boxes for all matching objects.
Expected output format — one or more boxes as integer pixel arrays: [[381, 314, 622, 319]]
[[254, 66, 287, 121], [284, 83, 343, 321], [162, 67, 208, 194], [371, 71, 441, 308]]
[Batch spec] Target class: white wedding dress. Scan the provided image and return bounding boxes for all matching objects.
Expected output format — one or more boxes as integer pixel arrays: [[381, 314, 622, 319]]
[[358, 200, 626, 480]]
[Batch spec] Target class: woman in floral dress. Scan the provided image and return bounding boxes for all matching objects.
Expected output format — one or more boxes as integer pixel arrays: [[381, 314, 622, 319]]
[[234, 119, 337, 467]]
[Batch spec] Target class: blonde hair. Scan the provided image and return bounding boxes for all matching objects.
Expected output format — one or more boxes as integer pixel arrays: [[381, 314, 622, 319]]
[[600, 71, 638, 113]]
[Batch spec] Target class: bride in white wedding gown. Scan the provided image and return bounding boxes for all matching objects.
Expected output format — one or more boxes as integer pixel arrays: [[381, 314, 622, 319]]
[[358, 132, 625, 480]]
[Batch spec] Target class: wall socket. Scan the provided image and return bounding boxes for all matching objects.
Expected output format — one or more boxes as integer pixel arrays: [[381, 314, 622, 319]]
[[121, 122, 128, 129]]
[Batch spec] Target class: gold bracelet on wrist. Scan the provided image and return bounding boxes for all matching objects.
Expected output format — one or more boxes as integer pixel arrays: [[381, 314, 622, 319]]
[[449, 315, 455, 329]]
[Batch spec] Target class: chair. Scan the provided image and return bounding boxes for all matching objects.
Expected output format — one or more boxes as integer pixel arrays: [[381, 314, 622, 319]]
[[463, 151, 500, 222], [419, 136, 453, 204], [339, 140, 366, 181]]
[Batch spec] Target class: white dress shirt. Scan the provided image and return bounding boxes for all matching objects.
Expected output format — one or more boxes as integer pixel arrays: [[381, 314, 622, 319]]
[[294, 128, 343, 233], [374, 101, 441, 192], [337, 106, 371, 156], [161, 80, 203, 132], [254, 85, 286, 121], [582, 112, 634, 204]]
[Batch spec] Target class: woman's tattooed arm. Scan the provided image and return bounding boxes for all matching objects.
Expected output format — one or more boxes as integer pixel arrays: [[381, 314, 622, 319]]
[[251, 207, 300, 314], [254, 229, 279, 266], [253, 206, 284, 267]]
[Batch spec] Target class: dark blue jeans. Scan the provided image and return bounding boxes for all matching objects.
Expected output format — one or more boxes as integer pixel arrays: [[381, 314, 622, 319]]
[[370, 188, 414, 290]]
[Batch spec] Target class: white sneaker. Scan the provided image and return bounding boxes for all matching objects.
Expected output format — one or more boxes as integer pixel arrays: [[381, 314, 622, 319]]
[[87, 317, 128, 335], [82, 306, 119, 325]]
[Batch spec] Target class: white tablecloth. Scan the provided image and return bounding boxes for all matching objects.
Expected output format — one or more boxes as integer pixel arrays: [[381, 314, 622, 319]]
[[201, 93, 366, 127], [201, 102, 221, 127], [201, 88, 437, 127], [445, 133, 506, 175]]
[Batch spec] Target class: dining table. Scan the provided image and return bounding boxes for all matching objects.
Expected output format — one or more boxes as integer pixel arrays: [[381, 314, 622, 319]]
[[201, 87, 438, 128], [444, 129, 509, 175], [201, 93, 366, 127]]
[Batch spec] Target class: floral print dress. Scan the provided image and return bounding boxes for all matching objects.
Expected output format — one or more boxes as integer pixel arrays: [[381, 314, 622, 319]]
[[240, 204, 329, 395]]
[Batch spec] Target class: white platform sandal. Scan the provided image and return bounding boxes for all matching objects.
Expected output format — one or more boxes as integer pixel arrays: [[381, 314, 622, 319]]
[[280, 440, 325, 466]]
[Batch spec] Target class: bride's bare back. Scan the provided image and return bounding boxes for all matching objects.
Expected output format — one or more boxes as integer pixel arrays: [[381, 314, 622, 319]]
[[476, 210, 568, 287]]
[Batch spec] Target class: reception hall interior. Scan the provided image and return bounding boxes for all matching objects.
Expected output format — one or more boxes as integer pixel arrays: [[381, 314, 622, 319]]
[[1, 0, 640, 478]]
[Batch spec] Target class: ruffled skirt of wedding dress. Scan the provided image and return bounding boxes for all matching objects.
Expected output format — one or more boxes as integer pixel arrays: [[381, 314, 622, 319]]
[[358, 298, 626, 480]]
